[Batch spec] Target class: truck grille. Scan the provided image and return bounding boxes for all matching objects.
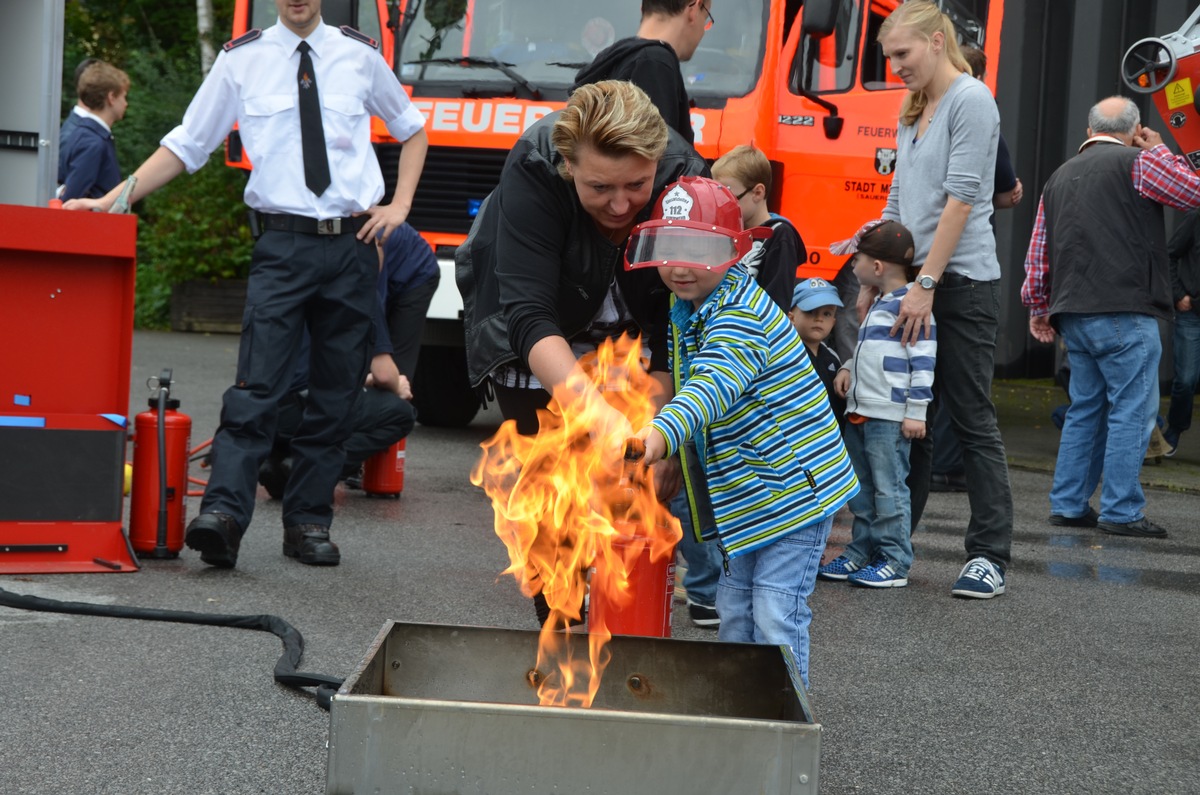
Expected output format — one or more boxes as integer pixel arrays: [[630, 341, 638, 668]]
[[376, 144, 508, 235]]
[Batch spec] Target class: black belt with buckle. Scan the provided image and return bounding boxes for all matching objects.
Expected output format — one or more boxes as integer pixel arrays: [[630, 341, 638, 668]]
[[257, 212, 369, 236]]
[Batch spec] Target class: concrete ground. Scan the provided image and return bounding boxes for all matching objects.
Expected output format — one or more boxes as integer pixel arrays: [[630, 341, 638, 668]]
[[1, 330, 1197, 794]]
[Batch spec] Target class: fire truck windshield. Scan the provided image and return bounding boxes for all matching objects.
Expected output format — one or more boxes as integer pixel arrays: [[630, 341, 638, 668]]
[[397, 0, 768, 101]]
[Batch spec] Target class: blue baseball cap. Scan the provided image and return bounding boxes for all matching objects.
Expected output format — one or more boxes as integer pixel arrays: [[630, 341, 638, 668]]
[[792, 278, 843, 311]]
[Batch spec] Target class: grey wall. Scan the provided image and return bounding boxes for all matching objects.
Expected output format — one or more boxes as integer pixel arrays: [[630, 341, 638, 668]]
[[0, 0, 64, 207]]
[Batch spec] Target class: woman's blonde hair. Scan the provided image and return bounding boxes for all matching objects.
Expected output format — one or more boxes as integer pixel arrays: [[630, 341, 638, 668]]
[[551, 80, 669, 180], [879, 1, 971, 128]]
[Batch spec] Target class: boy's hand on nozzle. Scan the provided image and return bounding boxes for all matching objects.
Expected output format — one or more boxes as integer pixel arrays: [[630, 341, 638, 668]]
[[902, 418, 926, 440], [833, 369, 850, 398], [635, 425, 667, 466]]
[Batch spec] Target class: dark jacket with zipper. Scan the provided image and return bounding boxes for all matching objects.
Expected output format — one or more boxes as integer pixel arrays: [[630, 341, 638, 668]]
[[455, 111, 707, 387]]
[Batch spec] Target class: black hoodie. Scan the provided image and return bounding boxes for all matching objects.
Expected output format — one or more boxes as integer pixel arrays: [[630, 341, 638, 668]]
[[572, 37, 694, 145]]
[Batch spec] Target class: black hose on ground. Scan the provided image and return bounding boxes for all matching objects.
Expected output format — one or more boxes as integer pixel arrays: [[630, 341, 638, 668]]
[[0, 586, 343, 710]]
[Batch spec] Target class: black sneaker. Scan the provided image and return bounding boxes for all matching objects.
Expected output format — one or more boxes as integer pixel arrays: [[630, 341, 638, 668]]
[[1048, 506, 1099, 528], [1096, 518, 1168, 538], [686, 599, 720, 628]]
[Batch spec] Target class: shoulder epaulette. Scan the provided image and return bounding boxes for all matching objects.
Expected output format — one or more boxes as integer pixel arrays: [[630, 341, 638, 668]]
[[340, 25, 379, 49], [222, 29, 262, 52]]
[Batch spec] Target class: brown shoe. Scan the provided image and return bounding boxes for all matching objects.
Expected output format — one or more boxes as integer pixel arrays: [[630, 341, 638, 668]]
[[283, 524, 341, 565]]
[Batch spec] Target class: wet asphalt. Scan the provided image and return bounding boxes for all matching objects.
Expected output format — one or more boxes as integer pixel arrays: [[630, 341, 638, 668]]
[[1, 329, 1197, 794]]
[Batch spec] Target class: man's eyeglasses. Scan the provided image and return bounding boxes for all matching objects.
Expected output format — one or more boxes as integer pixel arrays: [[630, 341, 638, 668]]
[[691, 0, 715, 30], [733, 187, 750, 200]]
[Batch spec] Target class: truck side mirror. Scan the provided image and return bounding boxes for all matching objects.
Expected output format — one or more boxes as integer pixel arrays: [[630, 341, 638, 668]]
[[801, 0, 838, 39]]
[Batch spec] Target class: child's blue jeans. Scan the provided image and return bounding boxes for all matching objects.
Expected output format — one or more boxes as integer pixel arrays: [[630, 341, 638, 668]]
[[842, 417, 914, 575], [716, 515, 832, 689]]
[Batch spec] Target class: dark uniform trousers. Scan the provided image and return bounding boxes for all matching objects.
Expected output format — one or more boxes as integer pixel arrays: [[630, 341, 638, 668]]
[[201, 227, 378, 532], [272, 387, 416, 474]]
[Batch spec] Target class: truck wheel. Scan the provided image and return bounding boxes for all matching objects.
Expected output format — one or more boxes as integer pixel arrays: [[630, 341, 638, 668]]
[[412, 345, 481, 428]]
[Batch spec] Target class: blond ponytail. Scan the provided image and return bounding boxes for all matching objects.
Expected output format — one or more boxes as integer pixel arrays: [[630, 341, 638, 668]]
[[879, 1, 970, 128]]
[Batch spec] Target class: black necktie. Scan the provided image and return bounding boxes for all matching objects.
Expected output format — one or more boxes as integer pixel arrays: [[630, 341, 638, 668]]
[[297, 41, 331, 196]]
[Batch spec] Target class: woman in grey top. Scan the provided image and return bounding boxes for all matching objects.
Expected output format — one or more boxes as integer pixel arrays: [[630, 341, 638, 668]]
[[868, 1, 1014, 599]]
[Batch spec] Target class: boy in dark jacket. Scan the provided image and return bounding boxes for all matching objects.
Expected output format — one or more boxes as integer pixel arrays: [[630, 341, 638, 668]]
[[58, 61, 129, 201], [712, 144, 802, 310]]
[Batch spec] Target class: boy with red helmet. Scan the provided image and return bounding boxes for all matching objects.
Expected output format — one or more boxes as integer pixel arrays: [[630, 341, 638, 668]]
[[630, 176, 858, 688]]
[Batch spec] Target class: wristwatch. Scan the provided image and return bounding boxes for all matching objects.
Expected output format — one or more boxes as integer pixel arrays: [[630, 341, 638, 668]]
[[916, 274, 937, 290]]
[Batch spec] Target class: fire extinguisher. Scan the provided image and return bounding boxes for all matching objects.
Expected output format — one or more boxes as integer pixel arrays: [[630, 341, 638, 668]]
[[129, 368, 192, 558], [362, 438, 405, 498], [587, 439, 676, 638]]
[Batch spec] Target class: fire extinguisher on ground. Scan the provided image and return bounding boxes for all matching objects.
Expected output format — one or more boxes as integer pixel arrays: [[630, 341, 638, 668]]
[[129, 368, 192, 558], [362, 438, 405, 497]]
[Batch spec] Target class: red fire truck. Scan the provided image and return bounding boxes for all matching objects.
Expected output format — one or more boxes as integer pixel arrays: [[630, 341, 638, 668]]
[[228, 0, 1004, 426]]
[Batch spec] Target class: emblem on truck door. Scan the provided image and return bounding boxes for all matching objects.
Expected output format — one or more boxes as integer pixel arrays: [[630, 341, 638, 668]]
[[875, 148, 897, 176]]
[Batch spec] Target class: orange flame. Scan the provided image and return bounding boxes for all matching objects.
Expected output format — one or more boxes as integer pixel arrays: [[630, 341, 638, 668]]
[[470, 334, 681, 707]]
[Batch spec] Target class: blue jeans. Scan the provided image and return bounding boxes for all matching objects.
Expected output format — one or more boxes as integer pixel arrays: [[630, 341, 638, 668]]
[[1167, 311, 1200, 436], [669, 492, 721, 608], [1051, 313, 1161, 524], [842, 419, 914, 575], [717, 515, 832, 689]]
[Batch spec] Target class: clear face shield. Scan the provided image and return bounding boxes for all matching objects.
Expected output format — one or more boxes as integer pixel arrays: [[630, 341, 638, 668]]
[[624, 222, 752, 271]]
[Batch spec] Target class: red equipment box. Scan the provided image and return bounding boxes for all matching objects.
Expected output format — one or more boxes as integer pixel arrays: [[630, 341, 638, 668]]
[[0, 204, 139, 573]]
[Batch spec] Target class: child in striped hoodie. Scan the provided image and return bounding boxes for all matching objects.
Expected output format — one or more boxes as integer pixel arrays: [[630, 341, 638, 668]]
[[820, 220, 935, 588], [629, 177, 858, 688]]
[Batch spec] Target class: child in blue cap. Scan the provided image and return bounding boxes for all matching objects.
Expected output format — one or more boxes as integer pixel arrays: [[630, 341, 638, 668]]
[[790, 278, 846, 424]]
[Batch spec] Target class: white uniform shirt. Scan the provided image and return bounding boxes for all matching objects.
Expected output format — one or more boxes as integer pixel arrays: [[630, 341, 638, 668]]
[[161, 20, 426, 220]]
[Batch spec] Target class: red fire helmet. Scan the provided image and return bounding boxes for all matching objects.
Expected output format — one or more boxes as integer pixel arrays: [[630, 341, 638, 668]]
[[624, 176, 754, 272]]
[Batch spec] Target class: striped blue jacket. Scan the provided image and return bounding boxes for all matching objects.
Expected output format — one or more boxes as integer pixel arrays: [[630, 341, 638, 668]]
[[650, 267, 859, 558]]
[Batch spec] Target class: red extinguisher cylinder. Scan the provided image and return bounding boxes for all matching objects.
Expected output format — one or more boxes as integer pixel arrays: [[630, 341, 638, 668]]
[[363, 438, 405, 498], [588, 520, 675, 638], [129, 398, 192, 557]]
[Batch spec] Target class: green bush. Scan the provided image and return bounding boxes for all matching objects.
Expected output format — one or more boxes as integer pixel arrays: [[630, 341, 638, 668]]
[[138, 161, 254, 285], [133, 260, 173, 329]]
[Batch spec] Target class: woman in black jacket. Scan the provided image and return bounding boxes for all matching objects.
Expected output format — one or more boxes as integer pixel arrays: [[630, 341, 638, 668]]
[[456, 80, 707, 434]]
